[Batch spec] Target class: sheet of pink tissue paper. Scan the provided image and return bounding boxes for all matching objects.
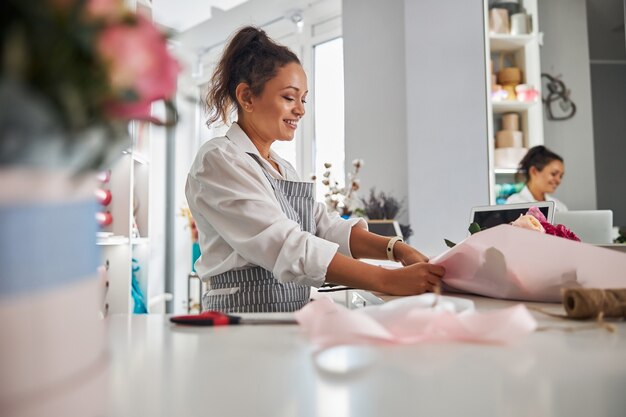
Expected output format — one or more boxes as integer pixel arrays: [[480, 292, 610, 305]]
[[295, 295, 537, 350], [431, 224, 626, 302]]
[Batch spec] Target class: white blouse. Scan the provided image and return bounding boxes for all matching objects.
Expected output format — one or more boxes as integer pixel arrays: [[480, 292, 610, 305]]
[[185, 123, 367, 288], [505, 185, 569, 212]]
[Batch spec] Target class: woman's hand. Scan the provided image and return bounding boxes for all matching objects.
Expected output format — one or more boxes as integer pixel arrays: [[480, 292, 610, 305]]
[[381, 262, 446, 296], [394, 242, 429, 266]]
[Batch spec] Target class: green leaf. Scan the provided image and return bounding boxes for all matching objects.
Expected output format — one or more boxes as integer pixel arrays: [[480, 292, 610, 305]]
[[444, 238, 456, 248], [468, 222, 481, 235]]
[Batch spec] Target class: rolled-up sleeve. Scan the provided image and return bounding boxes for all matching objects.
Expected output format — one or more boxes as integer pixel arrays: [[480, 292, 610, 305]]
[[186, 147, 338, 288], [313, 202, 367, 258]]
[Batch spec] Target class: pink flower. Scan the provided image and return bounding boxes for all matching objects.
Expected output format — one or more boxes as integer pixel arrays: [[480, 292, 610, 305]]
[[97, 15, 180, 120], [527, 206, 547, 223], [511, 214, 545, 233]]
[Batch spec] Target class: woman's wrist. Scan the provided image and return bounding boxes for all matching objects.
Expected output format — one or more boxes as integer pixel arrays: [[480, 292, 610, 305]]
[[393, 242, 410, 264], [393, 242, 429, 265], [376, 265, 394, 294]]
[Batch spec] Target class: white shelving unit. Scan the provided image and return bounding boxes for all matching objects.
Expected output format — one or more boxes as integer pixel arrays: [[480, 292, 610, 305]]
[[485, 0, 544, 204], [96, 0, 167, 315], [97, 121, 159, 314]]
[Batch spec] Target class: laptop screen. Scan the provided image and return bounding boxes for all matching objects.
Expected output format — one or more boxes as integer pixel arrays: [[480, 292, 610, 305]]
[[469, 202, 555, 231]]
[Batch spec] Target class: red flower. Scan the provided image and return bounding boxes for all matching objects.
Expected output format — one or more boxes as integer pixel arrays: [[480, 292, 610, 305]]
[[539, 222, 581, 242]]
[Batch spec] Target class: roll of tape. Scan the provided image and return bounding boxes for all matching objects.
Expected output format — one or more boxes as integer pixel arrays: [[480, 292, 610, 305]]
[[502, 112, 520, 131], [495, 130, 523, 148]]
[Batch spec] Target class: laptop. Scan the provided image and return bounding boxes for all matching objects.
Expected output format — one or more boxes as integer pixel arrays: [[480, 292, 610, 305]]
[[553, 210, 613, 244], [469, 201, 555, 233]]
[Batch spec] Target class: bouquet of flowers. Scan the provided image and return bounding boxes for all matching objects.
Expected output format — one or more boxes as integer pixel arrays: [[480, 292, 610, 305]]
[[433, 207, 623, 303], [446, 206, 580, 247], [509, 206, 580, 241], [1, 0, 180, 170]]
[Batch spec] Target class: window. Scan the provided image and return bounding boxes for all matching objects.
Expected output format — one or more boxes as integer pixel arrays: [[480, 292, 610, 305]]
[[313, 37, 345, 201]]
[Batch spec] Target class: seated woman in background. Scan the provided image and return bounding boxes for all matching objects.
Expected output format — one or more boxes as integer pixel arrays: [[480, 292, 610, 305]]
[[506, 145, 568, 212]]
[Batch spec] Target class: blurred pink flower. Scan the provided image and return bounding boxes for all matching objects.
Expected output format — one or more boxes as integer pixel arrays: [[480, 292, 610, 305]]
[[97, 15, 180, 121], [511, 214, 545, 233], [527, 206, 547, 223]]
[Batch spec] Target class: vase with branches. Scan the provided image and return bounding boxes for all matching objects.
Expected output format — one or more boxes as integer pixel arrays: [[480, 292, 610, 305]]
[[361, 188, 413, 240], [312, 159, 364, 218]]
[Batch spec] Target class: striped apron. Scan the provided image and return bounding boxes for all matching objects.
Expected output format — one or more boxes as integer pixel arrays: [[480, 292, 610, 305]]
[[202, 153, 316, 313]]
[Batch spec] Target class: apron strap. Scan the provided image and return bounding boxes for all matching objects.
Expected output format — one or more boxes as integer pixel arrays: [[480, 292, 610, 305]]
[[246, 152, 279, 190]]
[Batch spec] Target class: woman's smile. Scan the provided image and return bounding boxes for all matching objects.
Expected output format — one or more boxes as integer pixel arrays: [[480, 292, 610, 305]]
[[284, 118, 299, 129]]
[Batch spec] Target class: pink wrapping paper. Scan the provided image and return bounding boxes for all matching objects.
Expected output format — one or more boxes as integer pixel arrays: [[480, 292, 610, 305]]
[[432, 224, 626, 302], [295, 297, 536, 348]]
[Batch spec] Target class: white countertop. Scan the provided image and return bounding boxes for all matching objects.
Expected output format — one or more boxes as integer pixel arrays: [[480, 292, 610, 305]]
[[105, 293, 626, 417]]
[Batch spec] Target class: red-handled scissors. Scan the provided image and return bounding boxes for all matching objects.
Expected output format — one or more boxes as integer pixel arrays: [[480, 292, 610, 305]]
[[170, 311, 297, 326]]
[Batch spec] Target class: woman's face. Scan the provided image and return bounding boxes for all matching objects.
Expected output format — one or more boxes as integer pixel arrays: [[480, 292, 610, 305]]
[[247, 62, 308, 142], [530, 159, 565, 194]]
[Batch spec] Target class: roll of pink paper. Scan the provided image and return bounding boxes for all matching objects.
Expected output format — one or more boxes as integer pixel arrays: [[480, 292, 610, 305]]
[[431, 224, 626, 302]]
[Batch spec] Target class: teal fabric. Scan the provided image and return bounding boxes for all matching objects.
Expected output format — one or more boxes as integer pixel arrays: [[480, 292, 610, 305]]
[[131, 258, 147, 314], [192, 242, 201, 272]]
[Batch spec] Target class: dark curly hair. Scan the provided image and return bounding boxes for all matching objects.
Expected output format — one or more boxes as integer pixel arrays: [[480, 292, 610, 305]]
[[205, 26, 301, 127], [516, 145, 564, 183]]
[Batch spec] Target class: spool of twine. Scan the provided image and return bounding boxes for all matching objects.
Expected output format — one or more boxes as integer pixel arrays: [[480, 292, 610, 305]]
[[562, 288, 626, 319]]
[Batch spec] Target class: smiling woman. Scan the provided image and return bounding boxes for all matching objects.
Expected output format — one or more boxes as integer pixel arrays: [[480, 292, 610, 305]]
[[234, 62, 307, 171], [185, 26, 445, 313], [506, 145, 568, 212]]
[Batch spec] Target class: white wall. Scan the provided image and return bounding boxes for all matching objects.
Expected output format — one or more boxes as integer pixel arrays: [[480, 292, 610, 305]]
[[342, 0, 409, 223], [404, 0, 490, 255], [343, 0, 489, 255], [538, 0, 598, 210]]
